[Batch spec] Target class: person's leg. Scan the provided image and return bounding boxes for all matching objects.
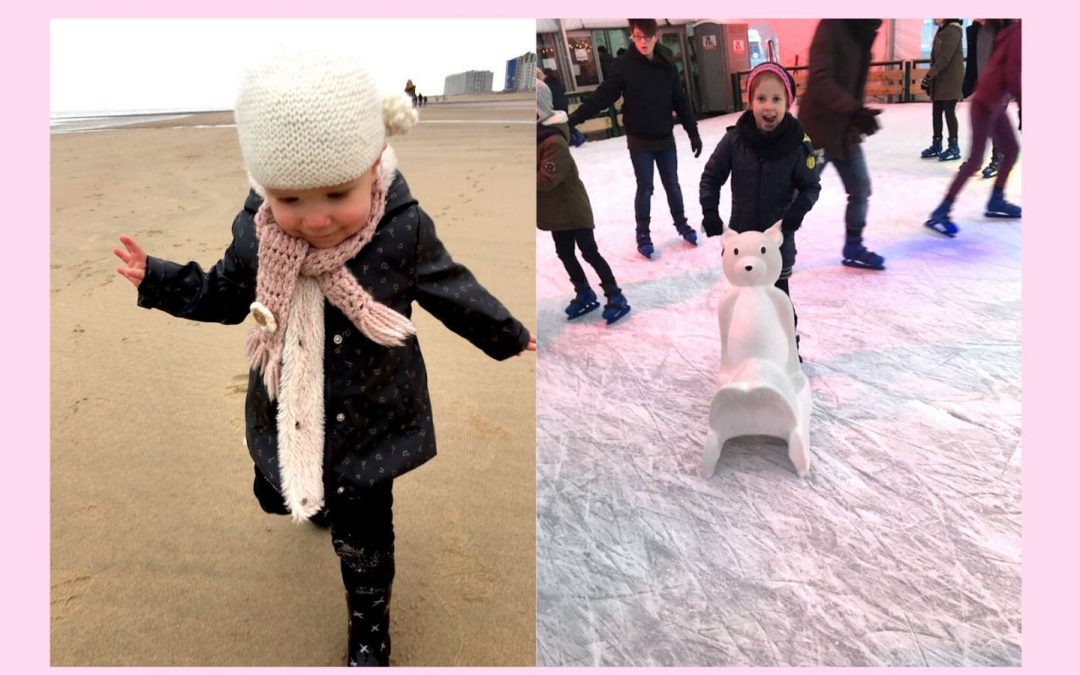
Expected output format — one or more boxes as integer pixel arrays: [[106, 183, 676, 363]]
[[654, 149, 686, 223], [331, 481, 396, 667], [829, 147, 884, 269], [987, 106, 1022, 217], [926, 101, 993, 236], [551, 230, 589, 291], [628, 149, 657, 256], [944, 100, 959, 141], [945, 102, 991, 202], [938, 101, 961, 160], [991, 109, 1020, 192], [555, 229, 600, 317], [932, 100, 944, 139], [628, 148, 655, 229], [922, 102, 944, 158], [573, 229, 618, 296], [574, 228, 630, 322]]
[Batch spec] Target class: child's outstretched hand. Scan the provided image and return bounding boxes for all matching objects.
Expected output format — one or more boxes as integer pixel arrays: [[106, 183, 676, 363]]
[[520, 335, 537, 353], [114, 234, 147, 287]]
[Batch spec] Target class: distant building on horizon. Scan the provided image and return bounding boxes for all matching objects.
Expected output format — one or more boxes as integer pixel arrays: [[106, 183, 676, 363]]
[[505, 52, 537, 92], [444, 70, 494, 96]]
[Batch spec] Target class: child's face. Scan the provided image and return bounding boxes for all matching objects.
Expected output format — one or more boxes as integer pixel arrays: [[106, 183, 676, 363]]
[[265, 164, 378, 248], [750, 75, 787, 133]]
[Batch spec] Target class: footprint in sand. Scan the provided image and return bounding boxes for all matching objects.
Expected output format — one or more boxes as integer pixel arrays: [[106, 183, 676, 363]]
[[226, 373, 248, 396], [51, 575, 93, 617]]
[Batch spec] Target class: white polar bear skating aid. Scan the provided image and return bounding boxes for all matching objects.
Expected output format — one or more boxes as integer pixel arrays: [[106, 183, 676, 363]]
[[703, 222, 812, 477]]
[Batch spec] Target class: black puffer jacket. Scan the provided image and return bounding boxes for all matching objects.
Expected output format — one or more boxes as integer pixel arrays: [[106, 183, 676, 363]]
[[137, 172, 530, 496], [567, 43, 698, 147], [699, 111, 821, 236]]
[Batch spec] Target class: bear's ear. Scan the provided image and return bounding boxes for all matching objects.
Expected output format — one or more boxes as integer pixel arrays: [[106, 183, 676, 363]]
[[721, 228, 738, 249], [765, 220, 784, 245]]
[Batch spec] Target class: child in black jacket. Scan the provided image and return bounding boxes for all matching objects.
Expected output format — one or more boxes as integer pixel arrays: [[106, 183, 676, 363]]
[[114, 46, 535, 666], [699, 62, 821, 332]]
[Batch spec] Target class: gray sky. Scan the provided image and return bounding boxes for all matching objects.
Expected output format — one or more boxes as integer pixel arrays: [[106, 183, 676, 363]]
[[50, 18, 534, 115]]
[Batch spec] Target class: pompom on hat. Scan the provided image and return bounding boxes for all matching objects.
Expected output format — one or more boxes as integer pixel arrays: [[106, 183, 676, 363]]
[[746, 61, 796, 107], [234, 46, 418, 192], [536, 79, 555, 122]]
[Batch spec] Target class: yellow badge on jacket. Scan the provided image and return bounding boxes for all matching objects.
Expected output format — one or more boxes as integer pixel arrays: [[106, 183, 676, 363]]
[[802, 133, 816, 170]]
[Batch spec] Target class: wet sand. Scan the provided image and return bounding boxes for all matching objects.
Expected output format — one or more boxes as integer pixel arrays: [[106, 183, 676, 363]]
[[50, 100, 536, 666]]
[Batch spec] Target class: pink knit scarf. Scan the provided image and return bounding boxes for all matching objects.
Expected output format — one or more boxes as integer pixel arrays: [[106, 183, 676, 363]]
[[246, 155, 415, 400]]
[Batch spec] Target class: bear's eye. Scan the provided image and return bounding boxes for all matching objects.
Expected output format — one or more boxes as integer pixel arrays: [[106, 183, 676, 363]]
[[761, 246, 766, 254], [733, 248, 739, 255]]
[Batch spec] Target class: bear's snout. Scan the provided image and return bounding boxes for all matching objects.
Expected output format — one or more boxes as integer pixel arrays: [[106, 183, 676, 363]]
[[744, 265, 753, 272]]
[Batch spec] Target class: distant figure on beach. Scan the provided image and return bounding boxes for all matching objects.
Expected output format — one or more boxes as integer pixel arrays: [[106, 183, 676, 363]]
[[405, 78, 418, 107], [114, 47, 535, 667]]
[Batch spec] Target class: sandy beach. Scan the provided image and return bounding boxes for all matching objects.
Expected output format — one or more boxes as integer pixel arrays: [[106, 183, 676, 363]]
[[50, 100, 536, 666]]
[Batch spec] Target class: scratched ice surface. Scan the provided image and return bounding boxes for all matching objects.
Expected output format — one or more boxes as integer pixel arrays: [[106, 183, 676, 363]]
[[535, 102, 1021, 667]]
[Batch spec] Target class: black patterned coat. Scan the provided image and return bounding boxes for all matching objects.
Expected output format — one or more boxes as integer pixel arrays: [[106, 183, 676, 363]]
[[136, 172, 530, 497]]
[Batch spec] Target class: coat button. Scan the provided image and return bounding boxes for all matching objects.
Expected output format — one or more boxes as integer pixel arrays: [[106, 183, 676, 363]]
[[336, 486, 345, 494], [336, 413, 346, 422], [333, 334, 343, 345]]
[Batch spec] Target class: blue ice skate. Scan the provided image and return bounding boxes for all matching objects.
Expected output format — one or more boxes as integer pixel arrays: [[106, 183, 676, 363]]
[[636, 229, 654, 259], [937, 139, 961, 162], [565, 287, 600, 319], [841, 241, 886, 270], [675, 220, 699, 246], [985, 190, 1021, 218], [601, 293, 631, 325], [924, 200, 958, 237]]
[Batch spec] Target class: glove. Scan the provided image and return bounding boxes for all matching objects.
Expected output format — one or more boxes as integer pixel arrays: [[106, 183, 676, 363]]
[[780, 215, 803, 232], [702, 214, 724, 237], [920, 75, 933, 93], [690, 133, 703, 158], [852, 106, 881, 136]]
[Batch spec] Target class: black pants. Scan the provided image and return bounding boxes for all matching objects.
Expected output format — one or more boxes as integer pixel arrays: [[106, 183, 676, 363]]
[[253, 466, 395, 666], [932, 99, 959, 140], [551, 228, 620, 296]]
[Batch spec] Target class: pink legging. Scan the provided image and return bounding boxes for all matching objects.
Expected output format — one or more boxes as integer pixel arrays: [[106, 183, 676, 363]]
[[946, 101, 1019, 200]]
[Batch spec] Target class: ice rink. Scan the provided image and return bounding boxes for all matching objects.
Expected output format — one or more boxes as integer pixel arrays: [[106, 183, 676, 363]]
[[535, 102, 1022, 666]]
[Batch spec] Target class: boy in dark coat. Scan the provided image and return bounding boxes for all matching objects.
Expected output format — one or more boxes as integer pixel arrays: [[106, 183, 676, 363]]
[[567, 18, 702, 259], [115, 47, 535, 666], [537, 80, 630, 324], [700, 62, 821, 346], [797, 19, 887, 271]]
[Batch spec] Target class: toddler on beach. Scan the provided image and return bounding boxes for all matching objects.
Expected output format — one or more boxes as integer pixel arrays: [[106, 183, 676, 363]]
[[114, 47, 535, 666]]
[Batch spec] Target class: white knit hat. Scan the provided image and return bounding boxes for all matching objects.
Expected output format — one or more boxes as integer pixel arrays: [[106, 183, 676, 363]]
[[235, 46, 418, 191]]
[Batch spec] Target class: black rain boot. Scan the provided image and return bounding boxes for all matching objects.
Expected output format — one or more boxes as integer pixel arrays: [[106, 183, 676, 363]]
[[346, 586, 392, 667]]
